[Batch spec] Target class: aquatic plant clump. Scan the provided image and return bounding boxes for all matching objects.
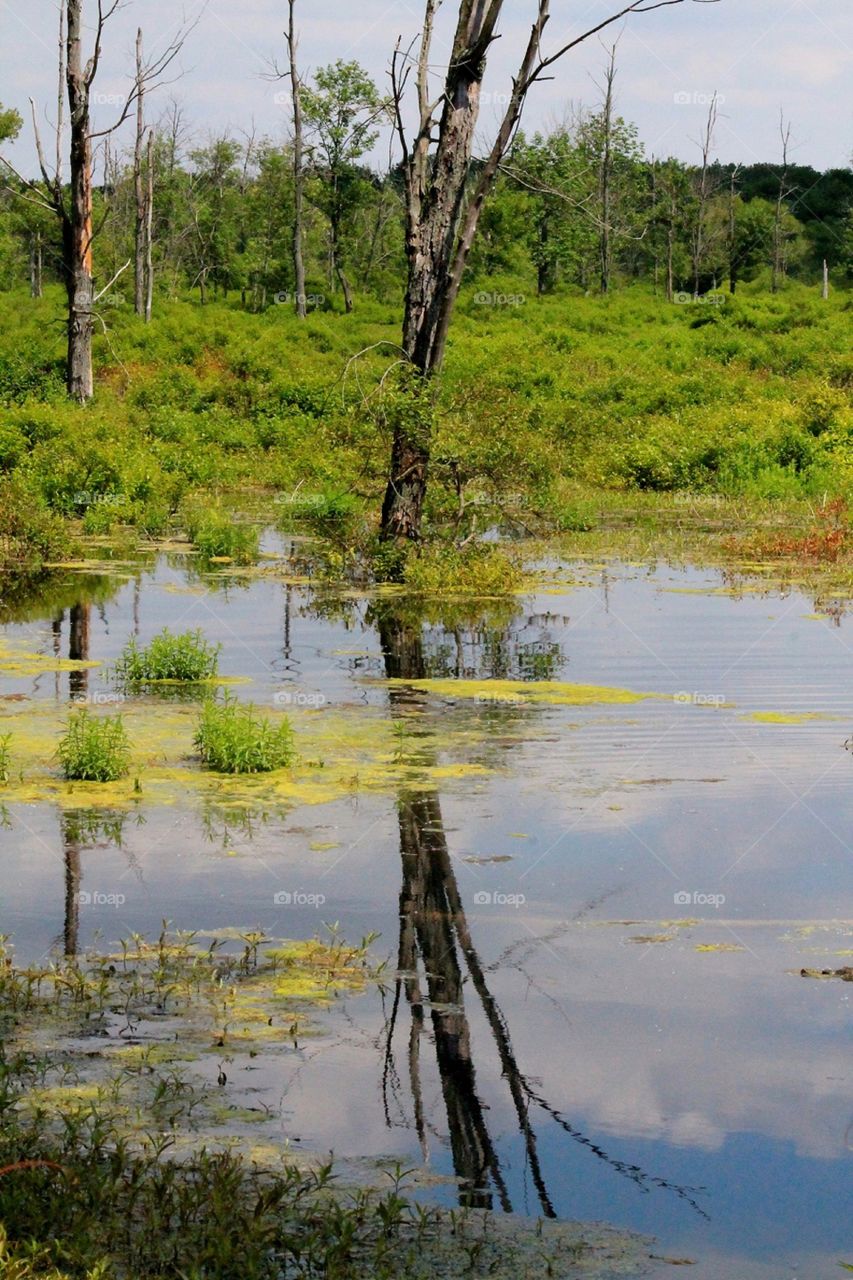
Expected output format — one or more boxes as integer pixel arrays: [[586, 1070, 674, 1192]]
[[195, 697, 295, 773], [183, 506, 260, 564], [56, 709, 131, 782], [0, 732, 10, 783], [403, 544, 523, 597], [115, 628, 221, 683]]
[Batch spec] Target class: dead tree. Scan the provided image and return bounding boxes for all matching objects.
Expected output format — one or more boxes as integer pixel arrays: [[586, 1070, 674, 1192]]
[[597, 43, 617, 294], [1, 2, 191, 400], [133, 28, 147, 317], [380, 0, 721, 543], [286, 0, 307, 318], [772, 112, 792, 294], [689, 90, 719, 299]]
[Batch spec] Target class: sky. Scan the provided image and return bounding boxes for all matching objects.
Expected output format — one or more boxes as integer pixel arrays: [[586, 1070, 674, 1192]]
[[0, 0, 851, 177]]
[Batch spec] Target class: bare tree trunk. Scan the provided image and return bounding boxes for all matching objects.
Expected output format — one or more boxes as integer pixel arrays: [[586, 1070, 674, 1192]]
[[822, 259, 829, 300], [598, 45, 616, 294], [772, 113, 791, 294], [65, 0, 94, 402], [380, 0, 716, 543], [728, 165, 740, 294], [133, 28, 146, 316], [286, 0, 307, 319], [30, 231, 43, 298], [144, 127, 154, 321], [691, 92, 718, 300]]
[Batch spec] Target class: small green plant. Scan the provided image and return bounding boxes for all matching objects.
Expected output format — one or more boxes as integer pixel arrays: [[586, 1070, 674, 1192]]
[[404, 543, 522, 597], [115, 628, 221, 683], [57, 709, 131, 782], [194, 697, 295, 774], [183, 506, 260, 564], [0, 733, 10, 783]]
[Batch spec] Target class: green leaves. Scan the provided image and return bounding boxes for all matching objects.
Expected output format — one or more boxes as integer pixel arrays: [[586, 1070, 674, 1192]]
[[57, 710, 130, 782]]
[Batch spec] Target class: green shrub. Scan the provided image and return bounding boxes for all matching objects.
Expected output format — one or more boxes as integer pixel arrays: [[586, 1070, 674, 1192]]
[[194, 698, 294, 773], [0, 733, 10, 783], [183, 507, 260, 563], [115, 629, 221, 683], [404, 543, 522, 597], [57, 710, 131, 782], [0, 477, 69, 572]]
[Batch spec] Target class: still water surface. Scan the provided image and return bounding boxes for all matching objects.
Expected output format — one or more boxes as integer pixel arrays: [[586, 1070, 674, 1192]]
[[1, 537, 850, 1278]]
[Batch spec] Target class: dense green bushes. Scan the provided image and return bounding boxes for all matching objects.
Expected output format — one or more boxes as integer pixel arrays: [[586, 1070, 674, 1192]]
[[0, 283, 851, 574]]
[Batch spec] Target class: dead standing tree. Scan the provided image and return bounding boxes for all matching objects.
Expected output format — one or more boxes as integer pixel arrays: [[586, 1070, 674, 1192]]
[[380, 0, 721, 543], [1, 2, 191, 400]]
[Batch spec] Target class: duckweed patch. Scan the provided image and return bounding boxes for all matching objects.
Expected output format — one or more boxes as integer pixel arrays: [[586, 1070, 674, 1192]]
[[743, 710, 842, 724], [384, 677, 660, 707]]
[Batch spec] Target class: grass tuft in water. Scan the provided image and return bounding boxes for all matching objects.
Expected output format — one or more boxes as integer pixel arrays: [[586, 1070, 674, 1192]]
[[56, 709, 130, 782], [115, 627, 221, 683], [194, 697, 295, 773], [0, 733, 10, 783], [183, 506, 260, 564]]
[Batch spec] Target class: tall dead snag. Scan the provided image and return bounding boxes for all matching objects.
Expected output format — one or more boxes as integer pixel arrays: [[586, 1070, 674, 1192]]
[[597, 44, 617, 295], [2, 2, 191, 400], [134, 28, 147, 317], [380, 0, 721, 543], [772, 112, 792, 294], [689, 89, 718, 299], [286, 0, 307, 319]]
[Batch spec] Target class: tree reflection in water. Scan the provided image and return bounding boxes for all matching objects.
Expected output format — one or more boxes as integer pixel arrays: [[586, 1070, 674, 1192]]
[[376, 604, 708, 1220]]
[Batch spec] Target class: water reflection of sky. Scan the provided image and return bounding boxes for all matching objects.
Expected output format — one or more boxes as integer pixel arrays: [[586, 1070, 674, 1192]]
[[0, 546, 851, 1279]]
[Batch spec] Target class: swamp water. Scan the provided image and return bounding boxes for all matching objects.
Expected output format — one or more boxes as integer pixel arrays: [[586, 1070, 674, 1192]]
[[0, 534, 850, 1279]]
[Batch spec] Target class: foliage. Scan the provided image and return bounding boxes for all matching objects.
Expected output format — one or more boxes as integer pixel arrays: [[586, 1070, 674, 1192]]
[[183, 504, 260, 563], [115, 628, 221, 683], [194, 697, 295, 773], [0, 732, 10, 783], [404, 544, 523, 597], [56, 710, 131, 782]]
